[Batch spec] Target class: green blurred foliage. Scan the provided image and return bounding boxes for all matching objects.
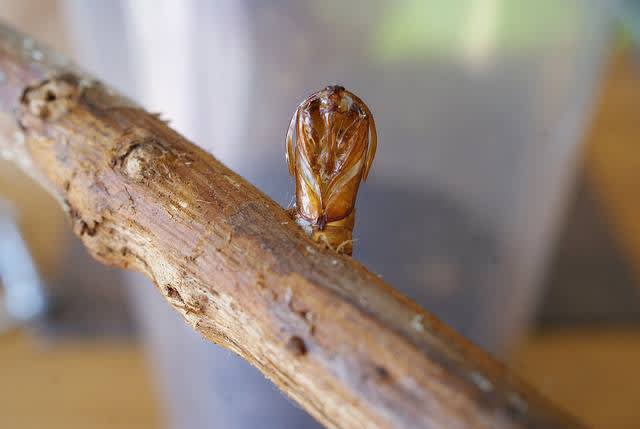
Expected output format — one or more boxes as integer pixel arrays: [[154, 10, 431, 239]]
[[372, 0, 581, 61]]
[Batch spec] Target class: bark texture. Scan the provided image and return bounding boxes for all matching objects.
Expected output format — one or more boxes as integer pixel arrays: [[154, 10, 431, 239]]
[[0, 21, 585, 429]]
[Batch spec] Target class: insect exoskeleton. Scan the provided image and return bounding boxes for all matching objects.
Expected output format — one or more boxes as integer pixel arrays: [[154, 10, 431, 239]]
[[286, 85, 377, 255]]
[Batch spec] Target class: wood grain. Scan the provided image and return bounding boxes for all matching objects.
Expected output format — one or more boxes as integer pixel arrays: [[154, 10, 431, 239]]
[[0, 20, 584, 429]]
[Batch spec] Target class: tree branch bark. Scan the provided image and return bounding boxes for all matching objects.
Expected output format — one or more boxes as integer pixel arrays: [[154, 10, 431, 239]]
[[0, 20, 585, 429]]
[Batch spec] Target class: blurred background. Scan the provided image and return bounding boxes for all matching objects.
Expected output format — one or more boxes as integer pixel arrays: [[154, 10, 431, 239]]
[[1, 0, 639, 428]]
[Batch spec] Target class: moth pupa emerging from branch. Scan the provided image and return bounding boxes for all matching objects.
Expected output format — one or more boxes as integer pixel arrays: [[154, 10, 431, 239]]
[[286, 85, 377, 255]]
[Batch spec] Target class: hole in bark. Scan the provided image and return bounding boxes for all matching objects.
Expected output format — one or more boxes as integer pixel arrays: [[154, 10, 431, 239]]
[[375, 366, 391, 382], [166, 285, 183, 303], [286, 336, 307, 356]]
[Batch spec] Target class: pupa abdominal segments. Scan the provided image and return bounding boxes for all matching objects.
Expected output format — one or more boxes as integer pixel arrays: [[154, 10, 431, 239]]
[[286, 85, 377, 255]]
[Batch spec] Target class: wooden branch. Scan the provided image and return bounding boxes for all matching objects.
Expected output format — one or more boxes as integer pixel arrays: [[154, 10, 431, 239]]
[[0, 21, 585, 429]]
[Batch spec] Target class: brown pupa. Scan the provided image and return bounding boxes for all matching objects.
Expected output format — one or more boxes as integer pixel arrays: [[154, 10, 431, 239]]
[[286, 85, 377, 255]]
